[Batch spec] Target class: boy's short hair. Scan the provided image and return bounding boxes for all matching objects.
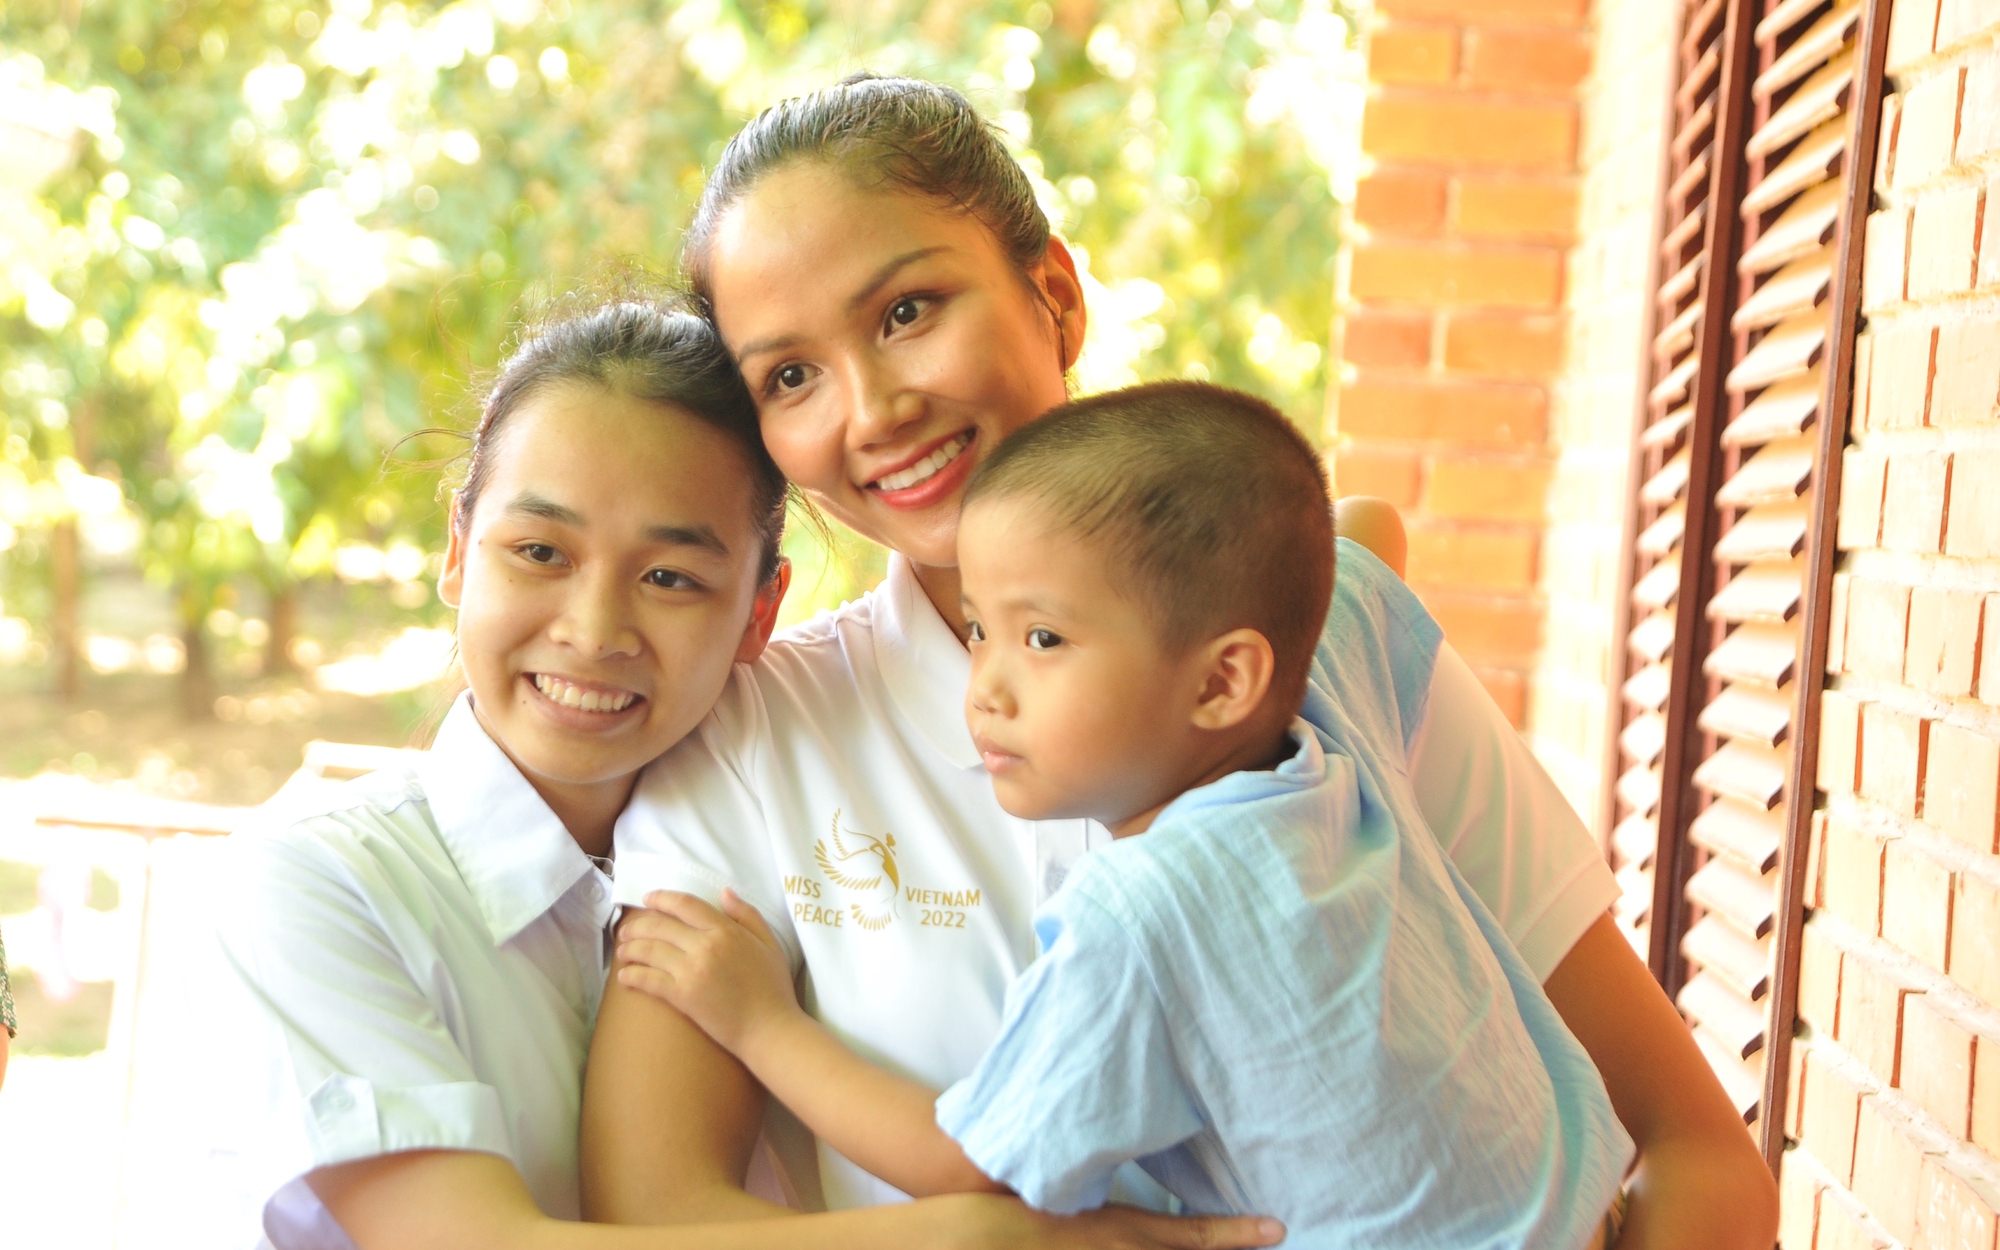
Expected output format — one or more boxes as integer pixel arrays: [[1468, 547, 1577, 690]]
[[965, 381, 1335, 703]]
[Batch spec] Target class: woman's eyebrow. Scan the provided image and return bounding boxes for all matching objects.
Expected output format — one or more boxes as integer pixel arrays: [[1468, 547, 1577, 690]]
[[843, 245, 953, 315], [643, 522, 729, 556], [735, 246, 955, 364], [504, 491, 583, 525]]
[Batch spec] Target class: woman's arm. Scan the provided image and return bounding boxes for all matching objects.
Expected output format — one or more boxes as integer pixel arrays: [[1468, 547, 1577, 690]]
[[1543, 914, 1778, 1250], [608, 890, 1002, 1199], [580, 966, 785, 1225]]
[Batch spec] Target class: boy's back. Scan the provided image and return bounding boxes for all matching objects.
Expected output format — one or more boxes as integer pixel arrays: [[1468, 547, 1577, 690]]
[[937, 720, 1633, 1247]]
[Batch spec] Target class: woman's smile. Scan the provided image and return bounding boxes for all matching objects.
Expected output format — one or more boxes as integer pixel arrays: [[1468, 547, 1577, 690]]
[[526, 672, 646, 721], [867, 429, 977, 509]]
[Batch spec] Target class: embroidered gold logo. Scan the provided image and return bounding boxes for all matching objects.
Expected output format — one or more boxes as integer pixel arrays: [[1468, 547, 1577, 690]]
[[813, 808, 900, 930]]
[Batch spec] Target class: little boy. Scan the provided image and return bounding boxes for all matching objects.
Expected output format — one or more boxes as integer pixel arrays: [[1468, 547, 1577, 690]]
[[635, 382, 1633, 1246]]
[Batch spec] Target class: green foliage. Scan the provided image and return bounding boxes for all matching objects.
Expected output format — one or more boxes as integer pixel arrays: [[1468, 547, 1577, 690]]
[[0, 0, 1358, 685]]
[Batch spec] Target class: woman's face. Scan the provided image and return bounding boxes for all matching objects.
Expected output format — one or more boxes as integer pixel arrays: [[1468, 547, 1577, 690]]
[[705, 162, 1086, 569], [438, 383, 785, 799]]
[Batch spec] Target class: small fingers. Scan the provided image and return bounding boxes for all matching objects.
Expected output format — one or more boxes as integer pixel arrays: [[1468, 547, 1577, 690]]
[[617, 908, 702, 946], [643, 889, 727, 927], [719, 888, 779, 946], [614, 935, 691, 975], [1092, 1209, 1286, 1250], [613, 961, 680, 1004]]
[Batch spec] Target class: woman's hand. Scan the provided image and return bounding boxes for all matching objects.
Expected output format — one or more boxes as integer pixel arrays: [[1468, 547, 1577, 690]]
[[937, 1194, 1286, 1250], [615, 889, 799, 1055]]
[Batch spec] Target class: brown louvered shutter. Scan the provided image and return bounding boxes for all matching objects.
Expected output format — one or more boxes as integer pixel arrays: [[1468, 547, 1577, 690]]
[[1603, 0, 1890, 1151]]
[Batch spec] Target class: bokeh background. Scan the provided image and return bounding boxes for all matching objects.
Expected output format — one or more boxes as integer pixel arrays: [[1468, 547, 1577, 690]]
[[0, 0, 1361, 799], [0, 1, 1361, 1238]]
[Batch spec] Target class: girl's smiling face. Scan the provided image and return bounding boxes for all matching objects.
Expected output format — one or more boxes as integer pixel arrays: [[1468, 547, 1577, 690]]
[[706, 162, 1086, 572], [438, 382, 785, 819]]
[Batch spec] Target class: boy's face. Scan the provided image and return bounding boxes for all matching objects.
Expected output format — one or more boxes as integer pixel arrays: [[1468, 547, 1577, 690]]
[[958, 495, 1212, 831]]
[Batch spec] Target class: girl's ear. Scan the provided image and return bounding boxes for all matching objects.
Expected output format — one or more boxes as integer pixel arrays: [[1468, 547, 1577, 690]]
[[438, 494, 467, 609], [735, 557, 793, 664], [1188, 628, 1276, 733], [1039, 236, 1089, 373]]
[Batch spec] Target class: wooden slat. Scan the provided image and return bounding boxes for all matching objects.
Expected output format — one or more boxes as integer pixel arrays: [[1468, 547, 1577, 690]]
[[1657, 300, 1705, 355], [1615, 813, 1659, 868], [1622, 711, 1669, 767], [1716, 435, 1817, 506], [1643, 447, 1694, 504], [1619, 765, 1664, 817], [1705, 621, 1799, 687], [1680, 968, 1769, 1057], [1687, 857, 1779, 939], [1644, 405, 1697, 450], [1726, 310, 1827, 391], [1723, 367, 1823, 445], [1663, 204, 1710, 259], [1744, 45, 1855, 159], [1733, 242, 1837, 330], [1640, 504, 1689, 556], [1625, 661, 1674, 712], [1679, 37, 1723, 110], [1755, 1, 1862, 100], [1631, 612, 1678, 663], [1684, 913, 1772, 999], [1756, 0, 1838, 44], [1675, 92, 1720, 157], [1708, 559, 1806, 623], [1739, 179, 1844, 275], [1634, 555, 1685, 610], [1741, 116, 1846, 214], [1693, 739, 1790, 809], [1714, 499, 1812, 563], [1694, 1023, 1767, 1121], [1691, 798, 1786, 874], [1616, 864, 1654, 923], [1698, 682, 1795, 747], [1670, 147, 1713, 203], [1659, 256, 1707, 312]]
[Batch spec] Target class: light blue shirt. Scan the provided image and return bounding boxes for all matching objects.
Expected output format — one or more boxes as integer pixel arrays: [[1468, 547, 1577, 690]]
[[938, 657, 1633, 1246], [932, 728, 1624, 1240]]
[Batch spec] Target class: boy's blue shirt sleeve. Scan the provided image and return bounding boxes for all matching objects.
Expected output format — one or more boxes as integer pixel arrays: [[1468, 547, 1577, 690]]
[[935, 885, 1203, 1214]]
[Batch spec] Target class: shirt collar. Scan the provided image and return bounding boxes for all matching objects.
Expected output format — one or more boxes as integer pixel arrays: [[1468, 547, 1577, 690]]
[[871, 553, 982, 770], [1155, 718, 1328, 824], [415, 694, 601, 945]]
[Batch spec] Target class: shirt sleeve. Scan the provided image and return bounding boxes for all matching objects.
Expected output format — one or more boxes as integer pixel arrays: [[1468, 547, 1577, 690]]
[[1409, 642, 1619, 981], [613, 666, 803, 973], [935, 889, 1202, 1215], [216, 821, 513, 1172]]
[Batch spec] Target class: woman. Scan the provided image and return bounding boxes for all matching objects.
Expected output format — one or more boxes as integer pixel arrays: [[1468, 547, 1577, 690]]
[[586, 77, 1776, 1248]]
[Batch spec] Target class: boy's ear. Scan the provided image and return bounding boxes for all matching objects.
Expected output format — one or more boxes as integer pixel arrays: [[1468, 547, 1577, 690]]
[[1188, 628, 1276, 732], [735, 557, 793, 663], [437, 494, 466, 609]]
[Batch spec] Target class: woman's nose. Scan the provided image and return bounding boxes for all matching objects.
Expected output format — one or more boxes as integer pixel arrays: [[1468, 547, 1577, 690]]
[[550, 571, 642, 659], [846, 357, 926, 449]]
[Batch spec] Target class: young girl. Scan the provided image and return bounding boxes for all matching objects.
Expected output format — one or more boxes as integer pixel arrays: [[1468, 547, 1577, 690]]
[[588, 76, 1778, 1250], [218, 298, 1273, 1250]]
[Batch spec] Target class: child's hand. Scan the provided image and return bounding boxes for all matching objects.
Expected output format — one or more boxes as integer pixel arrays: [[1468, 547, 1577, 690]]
[[614, 889, 799, 1055]]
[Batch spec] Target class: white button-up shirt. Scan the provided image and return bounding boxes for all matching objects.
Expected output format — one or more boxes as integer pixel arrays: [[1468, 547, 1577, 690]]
[[218, 696, 619, 1248]]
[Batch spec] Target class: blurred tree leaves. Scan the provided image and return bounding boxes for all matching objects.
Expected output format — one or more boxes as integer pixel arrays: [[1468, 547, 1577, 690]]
[[0, 0, 1360, 709]]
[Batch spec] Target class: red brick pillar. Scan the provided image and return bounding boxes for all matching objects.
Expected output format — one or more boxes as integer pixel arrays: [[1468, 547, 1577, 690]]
[[1330, 0, 1589, 724]]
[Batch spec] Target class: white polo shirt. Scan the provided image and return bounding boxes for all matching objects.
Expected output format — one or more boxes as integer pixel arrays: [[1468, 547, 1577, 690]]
[[616, 546, 1618, 1212], [217, 696, 620, 1248]]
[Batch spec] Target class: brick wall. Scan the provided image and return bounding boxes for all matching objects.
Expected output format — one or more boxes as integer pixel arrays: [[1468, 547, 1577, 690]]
[[1331, 0, 1592, 727], [1783, 3, 2000, 1245], [1529, 0, 1673, 824]]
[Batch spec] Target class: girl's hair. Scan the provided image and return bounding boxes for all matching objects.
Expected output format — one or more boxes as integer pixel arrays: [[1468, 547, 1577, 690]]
[[453, 297, 789, 582], [682, 74, 1052, 311]]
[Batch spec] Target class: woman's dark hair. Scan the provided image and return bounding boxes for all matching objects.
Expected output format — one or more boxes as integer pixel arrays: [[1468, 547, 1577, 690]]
[[683, 74, 1052, 313], [453, 297, 789, 582]]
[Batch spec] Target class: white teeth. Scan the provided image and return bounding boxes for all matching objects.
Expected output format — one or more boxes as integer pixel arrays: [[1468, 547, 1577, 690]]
[[533, 674, 637, 713], [874, 432, 972, 493]]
